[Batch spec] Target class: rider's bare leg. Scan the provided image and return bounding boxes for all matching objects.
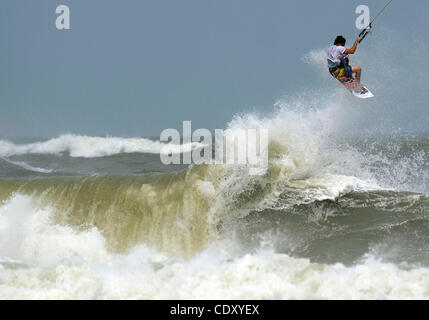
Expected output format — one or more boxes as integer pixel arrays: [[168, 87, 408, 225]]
[[351, 66, 362, 83]]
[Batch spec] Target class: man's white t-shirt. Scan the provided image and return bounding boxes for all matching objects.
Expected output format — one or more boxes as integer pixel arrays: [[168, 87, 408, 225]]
[[327, 45, 346, 68]]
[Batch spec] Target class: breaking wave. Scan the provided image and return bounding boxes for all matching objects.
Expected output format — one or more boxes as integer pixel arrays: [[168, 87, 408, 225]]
[[0, 135, 201, 158]]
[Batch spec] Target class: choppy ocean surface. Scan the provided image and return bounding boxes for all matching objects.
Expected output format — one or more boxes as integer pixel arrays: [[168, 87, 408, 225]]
[[1, 95, 429, 299]]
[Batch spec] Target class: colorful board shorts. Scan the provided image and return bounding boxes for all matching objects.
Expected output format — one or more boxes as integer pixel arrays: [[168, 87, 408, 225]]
[[329, 58, 352, 82]]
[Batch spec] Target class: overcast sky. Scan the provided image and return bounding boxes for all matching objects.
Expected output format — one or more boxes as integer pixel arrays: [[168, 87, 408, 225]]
[[0, 1, 427, 138]]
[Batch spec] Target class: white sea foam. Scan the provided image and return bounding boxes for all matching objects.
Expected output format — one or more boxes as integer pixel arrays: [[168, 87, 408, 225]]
[[0, 157, 53, 174], [213, 95, 381, 217], [301, 48, 329, 72], [0, 194, 428, 300]]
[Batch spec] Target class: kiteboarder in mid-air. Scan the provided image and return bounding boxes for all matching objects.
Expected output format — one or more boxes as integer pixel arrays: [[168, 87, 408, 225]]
[[325, 0, 393, 99], [327, 35, 368, 95]]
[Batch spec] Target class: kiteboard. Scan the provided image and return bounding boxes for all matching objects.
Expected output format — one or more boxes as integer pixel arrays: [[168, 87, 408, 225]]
[[339, 78, 374, 99]]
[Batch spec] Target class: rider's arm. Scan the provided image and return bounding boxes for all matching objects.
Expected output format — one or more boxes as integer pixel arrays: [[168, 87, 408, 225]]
[[344, 37, 362, 54]]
